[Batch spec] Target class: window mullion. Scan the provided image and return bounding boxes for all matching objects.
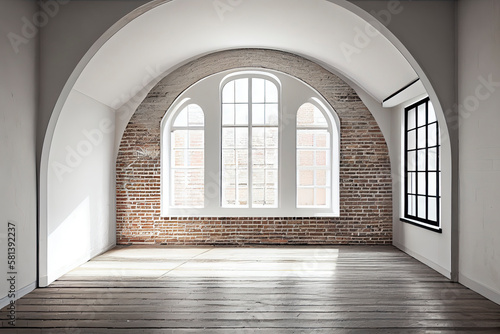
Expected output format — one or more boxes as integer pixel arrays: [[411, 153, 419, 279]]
[[248, 78, 253, 208]]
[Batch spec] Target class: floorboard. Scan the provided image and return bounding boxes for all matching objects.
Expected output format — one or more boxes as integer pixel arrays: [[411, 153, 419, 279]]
[[2, 245, 500, 333]]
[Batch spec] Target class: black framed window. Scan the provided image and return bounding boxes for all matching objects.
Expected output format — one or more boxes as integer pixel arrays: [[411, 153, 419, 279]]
[[403, 97, 441, 230]]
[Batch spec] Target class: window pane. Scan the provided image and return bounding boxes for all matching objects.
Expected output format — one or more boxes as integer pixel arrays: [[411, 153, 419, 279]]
[[235, 128, 248, 148], [407, 107, 416, 130], [236, 149, 248, 167], [417, 127, 426, 148], [298, 188, 314, 206], [428, 147, 438, 171], [315, 188, 327, 206], [265, 128, 279, 148], [316, 131, 329, 148], [252, 128, 265, 148], [407, 130, 416, 150], [188, 105, 204, 126], [266, 149, 278, 168], [417, 103, 427, 127], [266, 170, 278, 188], [222, 104, 235, 125], [428, 172, 437, 196], [407, 172, 416, 194], [407, 195, 416, 216], [316, 151, 327, 167], [252, 78, 265, 103], [222, 128, 234, 148], [172, 130, 187, 149], [417, 172, 426, 195], [235, 78, 248, 103], [222, 150, 235, 166], [297, 104, 314, 126], [188, 150, 203, 167], [265, 187, 277, 206], [252, 149, 265, 167], [265, 104, 279, 125], [173, 150, 185, 167], [297, 130, 314, 147], [314, 108, 328, 127], [316, 170, 327, 186], [297, 103, 328, 128], [299, 170, 314, 186], [428, 123, 437, 146], [407, 151, 416, 171], [252, 187, 264, 205], [174, 108, 188, 127], [265, 81, 278, 103], [222, 170, 236, 205], [428, 197, 438, 222], [252, 104, 265, 125], [222, 81, 234, 103], [417, 196, 426, 218], [298, 150, 314, 167], [428, 103, 437, 123], [252, 169, 265, 186], [417, 149, 427, 171], [235, 104, 248, 125], [189, 130, 204, 148]]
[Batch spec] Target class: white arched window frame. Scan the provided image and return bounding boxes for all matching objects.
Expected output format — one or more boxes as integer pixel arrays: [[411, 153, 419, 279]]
[[161, 69, 340, 217], [219, 72, 282, 209], [161, 99, 205, 213], [296, 99, 338, 210]]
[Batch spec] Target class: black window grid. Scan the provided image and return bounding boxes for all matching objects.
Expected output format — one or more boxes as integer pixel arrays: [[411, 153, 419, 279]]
[[403, 97, 441, 228]]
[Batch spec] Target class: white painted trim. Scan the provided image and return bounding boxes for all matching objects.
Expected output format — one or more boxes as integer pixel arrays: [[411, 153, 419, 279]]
[[459, 274, 500, 306], [0, 282, 36, 309], [394, 241, 451, 279]]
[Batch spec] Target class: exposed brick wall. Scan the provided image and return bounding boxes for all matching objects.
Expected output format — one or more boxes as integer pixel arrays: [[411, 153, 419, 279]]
[[116, 49, 392, 245]]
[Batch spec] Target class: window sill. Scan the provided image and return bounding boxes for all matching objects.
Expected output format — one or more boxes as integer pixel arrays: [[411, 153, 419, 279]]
[[400, 218, 442, 233], [162, 208, 340, 218]]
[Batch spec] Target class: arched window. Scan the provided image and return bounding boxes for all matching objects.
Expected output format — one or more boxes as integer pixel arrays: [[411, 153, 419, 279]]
[[161, 69, 339, 217], [296, 102, 332, 208], [169, 103, 204, 208], [221, 76, 279, 208]]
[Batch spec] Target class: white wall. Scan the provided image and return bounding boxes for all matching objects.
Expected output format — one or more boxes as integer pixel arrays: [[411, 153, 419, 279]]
[[0, 0, 38, 308], [389, 98, 453, 278], [457, 0, 500, 304], [41, 89, 116, 286], [353, 0, 456, 279]]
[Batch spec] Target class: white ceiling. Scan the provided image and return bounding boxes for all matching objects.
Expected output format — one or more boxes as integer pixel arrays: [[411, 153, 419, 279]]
[[74, 0, 420, 109]]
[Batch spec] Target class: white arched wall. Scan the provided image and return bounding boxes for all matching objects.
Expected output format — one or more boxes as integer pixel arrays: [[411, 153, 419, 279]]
[[40, 0, 453, 286]]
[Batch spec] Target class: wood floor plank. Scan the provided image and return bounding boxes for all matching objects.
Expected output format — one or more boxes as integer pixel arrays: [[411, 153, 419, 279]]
[[2, 245, 500, 332]]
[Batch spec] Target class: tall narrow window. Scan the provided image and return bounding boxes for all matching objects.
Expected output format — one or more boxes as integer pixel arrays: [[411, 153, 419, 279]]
[[296, 102, 331, 207], [221, 76, 279, 208], [170, 104, 204, 207], [403, 98, 441, 229]]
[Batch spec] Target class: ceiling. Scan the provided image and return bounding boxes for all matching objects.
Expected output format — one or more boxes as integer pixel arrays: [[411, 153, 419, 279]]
[[73, 0, 420, 110]]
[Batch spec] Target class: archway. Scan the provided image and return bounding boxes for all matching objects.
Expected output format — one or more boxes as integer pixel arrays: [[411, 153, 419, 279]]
[[39, 0, 453, 286]]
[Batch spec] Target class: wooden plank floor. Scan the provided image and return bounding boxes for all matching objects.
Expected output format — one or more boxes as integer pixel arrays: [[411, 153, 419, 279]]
[[2, 245, 500, 333]]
